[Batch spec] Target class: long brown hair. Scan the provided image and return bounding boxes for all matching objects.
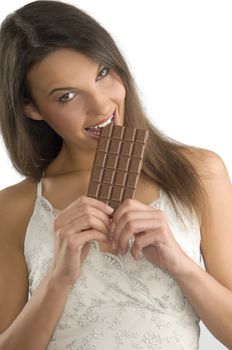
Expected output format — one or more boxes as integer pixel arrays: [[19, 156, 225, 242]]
[[0, 0, 206, 222]]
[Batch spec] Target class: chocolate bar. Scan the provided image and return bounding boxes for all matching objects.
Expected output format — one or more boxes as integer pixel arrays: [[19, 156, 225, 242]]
[[87, 123, 149, 211]]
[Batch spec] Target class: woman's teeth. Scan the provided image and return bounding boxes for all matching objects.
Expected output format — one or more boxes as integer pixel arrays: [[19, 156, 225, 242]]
[[87, 114, 114, 131]]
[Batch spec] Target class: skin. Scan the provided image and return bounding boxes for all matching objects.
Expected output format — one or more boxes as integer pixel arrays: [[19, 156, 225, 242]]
[[22, 48, 232, 347], [24, 48, 126, 172]]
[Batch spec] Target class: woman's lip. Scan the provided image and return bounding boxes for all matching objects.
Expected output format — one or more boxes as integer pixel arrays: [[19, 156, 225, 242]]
[[84, 111, 114, 139], [83, 108, 122, 139], [85, 110, 116, 129], [84, 129, 100, 139]]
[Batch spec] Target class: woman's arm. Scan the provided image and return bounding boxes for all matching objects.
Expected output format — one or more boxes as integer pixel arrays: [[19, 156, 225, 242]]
[[0, 187, 71, 350], [0, 268, 71, 350], [174, 150, 232, 348]]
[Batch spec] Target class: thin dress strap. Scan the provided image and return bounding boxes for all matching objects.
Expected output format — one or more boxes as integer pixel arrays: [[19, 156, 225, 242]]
[[37, 172, 44, 197]]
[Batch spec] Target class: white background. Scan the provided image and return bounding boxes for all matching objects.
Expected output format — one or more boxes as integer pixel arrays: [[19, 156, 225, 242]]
[[0, 1, 231, 349]]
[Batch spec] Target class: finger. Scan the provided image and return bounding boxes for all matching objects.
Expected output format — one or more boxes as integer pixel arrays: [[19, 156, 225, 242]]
[[61, 196, 114, 216], [55, 203, 112, 231], [62, 230, 109, 252], [110, 209, 162, 242], [55, 215, 110, 241], [79, 214, 110, 235], [112, 198, 155, 227], [116, 219, 161, 254], [78, 207, 112, 231], [112, 217, 164, 252], [130, 230, 163, 259]]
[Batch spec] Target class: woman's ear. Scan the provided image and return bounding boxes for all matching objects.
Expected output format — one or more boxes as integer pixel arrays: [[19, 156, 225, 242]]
[[23, 99, 43, 121]]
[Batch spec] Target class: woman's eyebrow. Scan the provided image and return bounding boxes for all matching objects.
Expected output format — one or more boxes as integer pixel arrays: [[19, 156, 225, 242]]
[[47, 63, 102, 97]]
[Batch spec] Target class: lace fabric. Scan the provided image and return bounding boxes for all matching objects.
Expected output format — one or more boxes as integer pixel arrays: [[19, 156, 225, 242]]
[[24, 178, 202, 349]]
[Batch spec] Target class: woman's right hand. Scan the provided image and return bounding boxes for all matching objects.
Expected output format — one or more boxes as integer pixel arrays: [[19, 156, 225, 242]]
[[51, 196, 114, 287]]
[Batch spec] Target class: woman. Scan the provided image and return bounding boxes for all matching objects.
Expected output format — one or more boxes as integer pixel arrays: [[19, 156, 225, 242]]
[[0, 1, 231, 349]]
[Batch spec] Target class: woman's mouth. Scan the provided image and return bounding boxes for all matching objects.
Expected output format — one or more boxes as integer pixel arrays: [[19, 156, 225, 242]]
[[84, 110, 116, 139]]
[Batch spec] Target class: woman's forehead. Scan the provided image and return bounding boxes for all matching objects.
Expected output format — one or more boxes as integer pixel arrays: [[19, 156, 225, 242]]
[[26, 49, 99, 93]]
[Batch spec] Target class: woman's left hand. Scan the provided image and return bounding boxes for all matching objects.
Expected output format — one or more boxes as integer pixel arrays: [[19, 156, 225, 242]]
[[110, 198, 192, 277]]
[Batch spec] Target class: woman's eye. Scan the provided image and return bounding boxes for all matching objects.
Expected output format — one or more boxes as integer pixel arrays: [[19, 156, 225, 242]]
[[58, 67, 109, 104], [97, 67, 109, 79], [59, 91, 76, 104]]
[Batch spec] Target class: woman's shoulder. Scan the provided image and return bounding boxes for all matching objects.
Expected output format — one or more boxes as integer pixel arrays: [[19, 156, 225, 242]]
[[181, 145, 226, 178], [0, 178, 38, 249], [0, 177, 37, 211], [179, 146, 229, 228]]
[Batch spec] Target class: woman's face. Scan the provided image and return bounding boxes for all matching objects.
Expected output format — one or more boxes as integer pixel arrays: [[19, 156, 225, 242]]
[[24, 48, 126, 153]]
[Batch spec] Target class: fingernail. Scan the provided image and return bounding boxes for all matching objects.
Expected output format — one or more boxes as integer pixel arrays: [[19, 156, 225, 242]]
[[112, 241, 117, 250], [106, 205, 114, 214]]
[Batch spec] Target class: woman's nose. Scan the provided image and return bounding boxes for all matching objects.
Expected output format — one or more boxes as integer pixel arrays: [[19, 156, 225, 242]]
[[85, 89, 110, 117]]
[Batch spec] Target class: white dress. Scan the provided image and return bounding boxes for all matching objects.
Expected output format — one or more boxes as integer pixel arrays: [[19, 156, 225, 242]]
[[24, 178, 202, 349]]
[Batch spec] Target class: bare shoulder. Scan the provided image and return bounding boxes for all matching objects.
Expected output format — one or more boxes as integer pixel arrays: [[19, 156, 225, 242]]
[[0, 178, 38, 248], [0, 178, 38, 332], [181, 146, 229, 180], [0, 177, 37, 199], [183, 146, 232, 289]]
